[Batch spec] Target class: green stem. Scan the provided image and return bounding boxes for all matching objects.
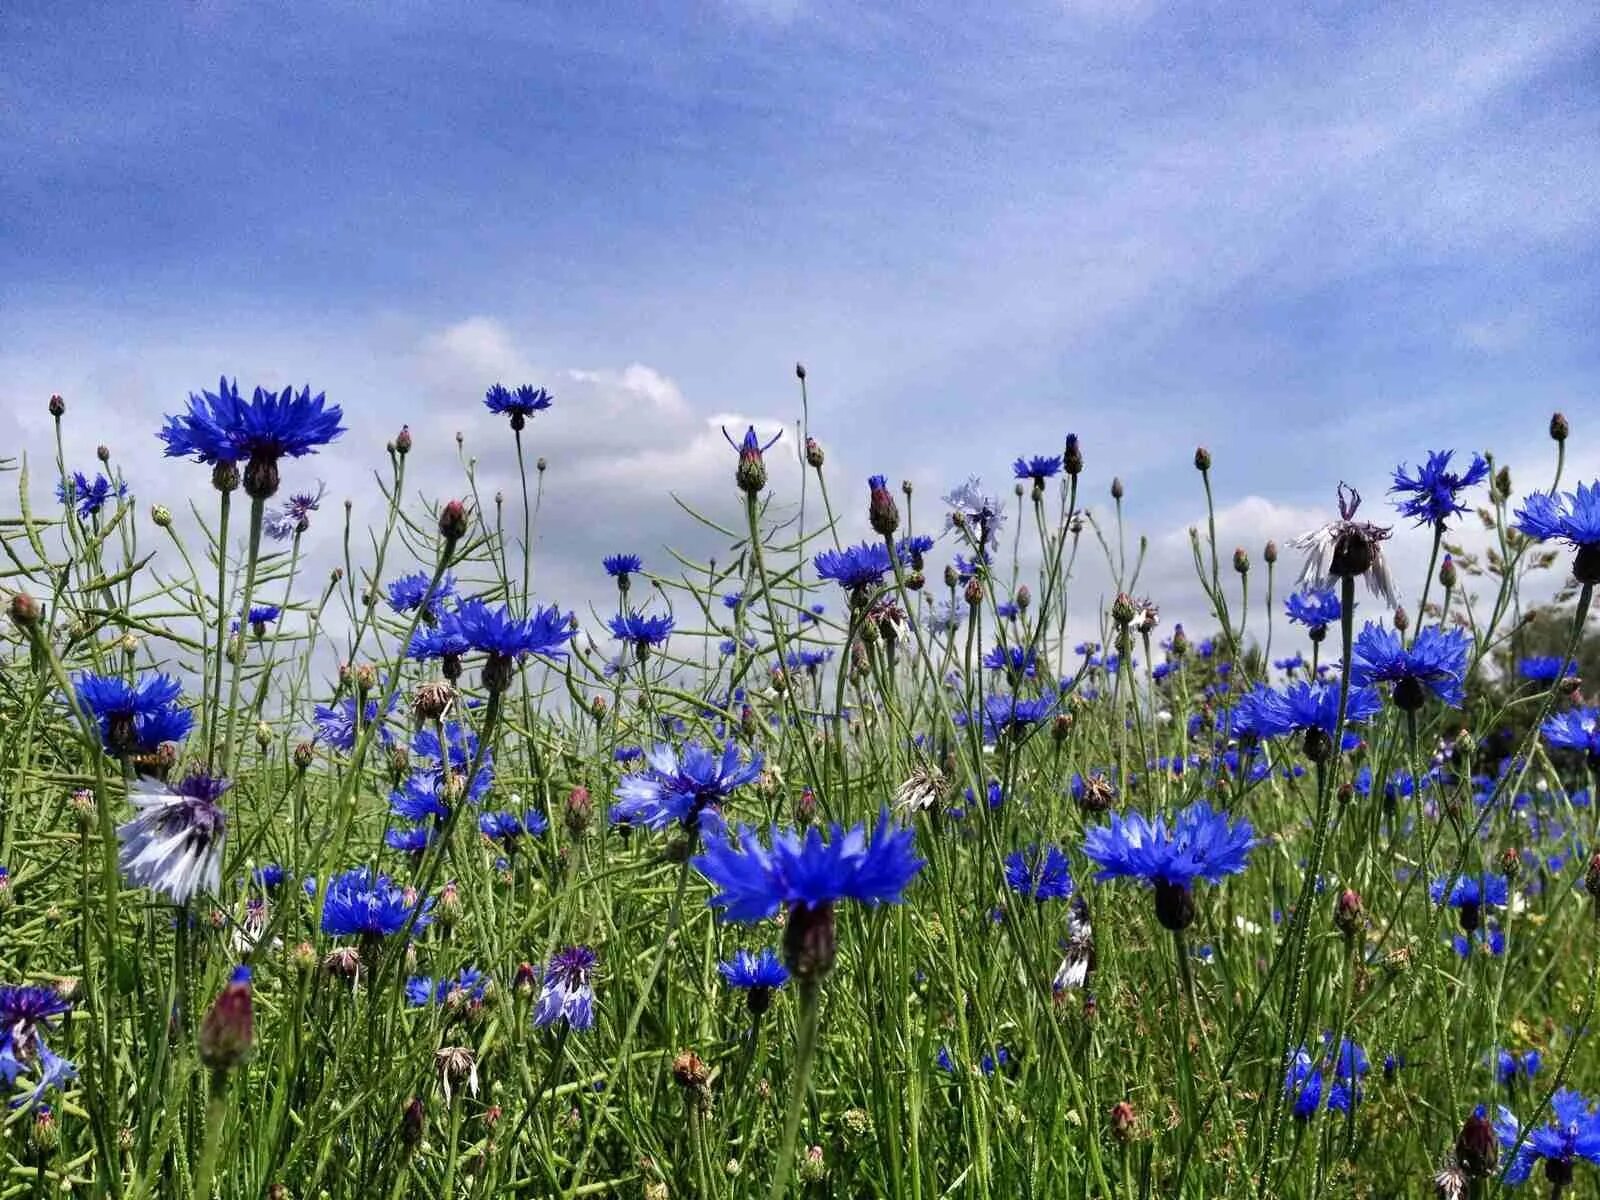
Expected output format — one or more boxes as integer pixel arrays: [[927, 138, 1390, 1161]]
[[768, 979, 822, 1200]]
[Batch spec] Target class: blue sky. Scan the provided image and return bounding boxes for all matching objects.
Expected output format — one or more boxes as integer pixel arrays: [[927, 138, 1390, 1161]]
[[4, 1, 1598, 638]]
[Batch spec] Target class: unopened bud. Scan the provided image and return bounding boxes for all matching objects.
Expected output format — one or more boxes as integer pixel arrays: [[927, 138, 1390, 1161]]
[[1232, 547, 1250, 575], [97, 444, 111, 463], [1016, 585, 1030, 611], [804, 436, 824, 468], [30, 1105, 59, 1154], [1334, 889, 1363, 938], [1393, 607, 1409, 633], [394, 425, 412, 455], [1456, 1111, 1498, 1178], [1193, 447, 1211, 472], [1439, 555, 1457, 589], [1264, 540, 1277, 565], [795, 362, 806, 380], [964, 578, 983, 608], [9, 591, 41, 630], [293, 741, 314, 772], [1062, 433, 1083, 477], [1110, 477, 1124, 501], [48, 394, 65, 418], [565, 786, 593, 837], [198, 966, 255, 1071], [867, 474, 899, 536], [439, 499, 470, 544], [1550, 412, 1569, 442], [1110, 1100, 1137, 1143], [401, 1097, 426, 1152], [1111, 593, 1136, 627], [150, 503, 172, 528]]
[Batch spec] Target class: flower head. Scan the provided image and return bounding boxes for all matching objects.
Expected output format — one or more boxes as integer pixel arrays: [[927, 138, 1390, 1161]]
[[1494, 1090, 1600, 1186], [1520, 656, 1577, 683], [603, 553, 642, 579], [719, 947, 790, 993], [117, 774, 229, 904], [1013, 455, 1062, 483], [1230, 680, 1382, 743], [607, 610, 675, 653], [1514, 480, 1600, 584], [448, 598, 574, 665], [159, 379, 344, 498], [1284, 588, 1341, 636], [386, 571, 455, 619], [1285, 1036, 1369, 1119], [1350, 623, 1470, 710], [0, 986, 76, 1110], [320, 867, 432, 938], [1390, 450, 1489, 529], [264, 482, 325, 541], [72, 672, 193, 757], [612, 741, 762, 835], [483, 383, 553, 430], [692, 809, 924, 924], [1291, 484, 1397, 607], [1004, 845, 1074, 902], [814, 543, 893, 592], [56, 471, 127, 520], [943, 477, 1007, 548], [956, 693, 1056, 742], [313, 694, 399, 751], [1541, 709, 1600, 762], [533, 946, 597, 1031], [1083, 800, 1254, 930]]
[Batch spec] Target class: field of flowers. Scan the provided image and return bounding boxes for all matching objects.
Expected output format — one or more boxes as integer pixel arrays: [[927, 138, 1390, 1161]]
[[1, 377, 1598, 1199]]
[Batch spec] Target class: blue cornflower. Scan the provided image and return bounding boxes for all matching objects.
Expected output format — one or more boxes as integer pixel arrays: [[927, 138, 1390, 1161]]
[[406, 967, 489, 1008], [1514, 480, 1600, 585], [386, 570, 455, 618], [603, 553, 642, 580], [725, 424, 783, 495], [159, 378, 344, 497], [1350, 622, 1470, 710], [943, 477, 1006, 548], [483, 383, 554, 429], [479, 811, 523, 842], [246, 604, 280, 628], [612, 741, 762, 835], [533, 946, 597, 1031], [1495, 1048, 1542, 1086], [0, 986, 76, 1110], [1520, 656, 1577, 683], [983, 645, 1039, 678], [1494, 1089, 1600, 1186], [719, 948, 790, 993], [895, 534, 935, 568], [72, 672, 193, 757], [1390, 449, 1489, 528], [692, 810, 924, 924], [56, 471, 126, 520], [1004, 845, 1074, 902], [386, 826, 432, 854], [722, 592, 743, 610], [312, 694, 399, 751], [117, 774, 229, 904], [1274, 654, 1305, 673], [1230, 680, 1381, 748], [408, 623, 470, 664], [264, 481, 325, 541], [957, 694, 1056, 742], [1285, 1037, 1369, 1119], [252, 864, 285, 891], [1083, 800, 1255, 931], [786, 648, 833, 671], [1283, 588, 1342, 639], [320, 867, 432, 938], [980, 1046, 1010, 1077], [1013, 455, 1062, 483], [927, 600, 962, 635], [411, 722, 490, 776], [608, 610, 675, 654], [814, 542, 893, 591], [1453, 925, 1507, 957], [1542, 710, 1600, 761], [1430, 874, 1510, 912], [448, 598, 575, 674]]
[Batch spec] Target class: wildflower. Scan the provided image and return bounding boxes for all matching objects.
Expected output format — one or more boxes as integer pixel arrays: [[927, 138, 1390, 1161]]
[[943, 477, 1006, 548], [983, 645, 1039, 679], [814, 543, 893, 592], [1284, 1037, 1369, 1119], [483, 383, 553, 431], [957, 694, 1056, 742], [158, 378, 344, 499], [1495, 1049, 1541, 1086], [1430, 874, 1509, 932], [612, 741, 762, 835], [691, 810, 924, 980], [894, 763, 945, 814], [198, 966, 254, 1071], [435, 1046, 480, 1103], [386, 826, 432, 854], [1284, 588, 1341, 641], [1513, 480, 1600, 585], [1230, 680, 1382, 761], [1082, 800, 1256, 931], [725, 425, 782, 496], [312, 694, 399, 751], [786, 648, 832, 672], [1004, 845, 1074, 902], [1541, 709, 1600, 766], [56, 471, 126, 520], [895, 534, 934, 569], [320, 867, 432, 938], [719, 948, 789, 1015], [408, 623, 471, 669], [447, 598, 575, 691], [0, 986, 76, 1110], [72, 672, 193, 757], [1391, 450, 1489, 529], [867, 474, 899, 536], [117, 774, 229, 904], [264, 481, 325, 540], [1520, 656, 1577, 683], [1052, 898, 1095, 992], [608, 611, 675, 657], [533, 946, 598, 1031], [603, 553, 642, 585], [386, 571, 455, 619], [1013, 455, 1062, 484], [1493, 1089, 1600, 1187], [1350, 623, 1470, 710], [478, 811, 524, 844], [1292, 483, 1397, 607]]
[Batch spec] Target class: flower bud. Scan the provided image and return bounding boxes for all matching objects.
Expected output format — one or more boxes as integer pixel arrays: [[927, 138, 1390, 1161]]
[[150, 503, 173, 529], [1493, 465, 1512, 502], [48, 394, 65, 418], [1016, 584, 1030, 611], [401, 1097, 426, 1152], [1110, 1100, 1138, 1143], [395, 425, 412, 456], [867, 474, 899, 536], [1550, 411, 1569, 442], [293, 741, 314, 772], [1393, 606, 1409, 634], [964, 578, 983, 608], [30, 1105, 58, 1155], [255, 721, 273, 750], [1455, 1111, 1498, 1178], [1063, 433, 1083, 477], [9, 591, 41, 630], [439, 499, 470, 544], [1334, 889, 1363, 938], [1232, 547, 1250, 575], [1263, 540, 1277, 565], [1498, 846, 1522, 881], [1153, 881, 1195, 932], [291, 941, 317, 973], [795, 362, 807, 380], [797, 1145, 827, 1184], [943, 564, 958, 589], [199, 966, 255, 1071], [1193, 447, 1211, 472], [1110, 477, 1124, 501], [804, 436, 824, 468], [1439, 554, 1457, 589], [565, 785, 593, 837], [783, 901, 837, 982], [97, 444, 111, 463], [1111, 593, 1136, 627], [794, 787, 817, 827]]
